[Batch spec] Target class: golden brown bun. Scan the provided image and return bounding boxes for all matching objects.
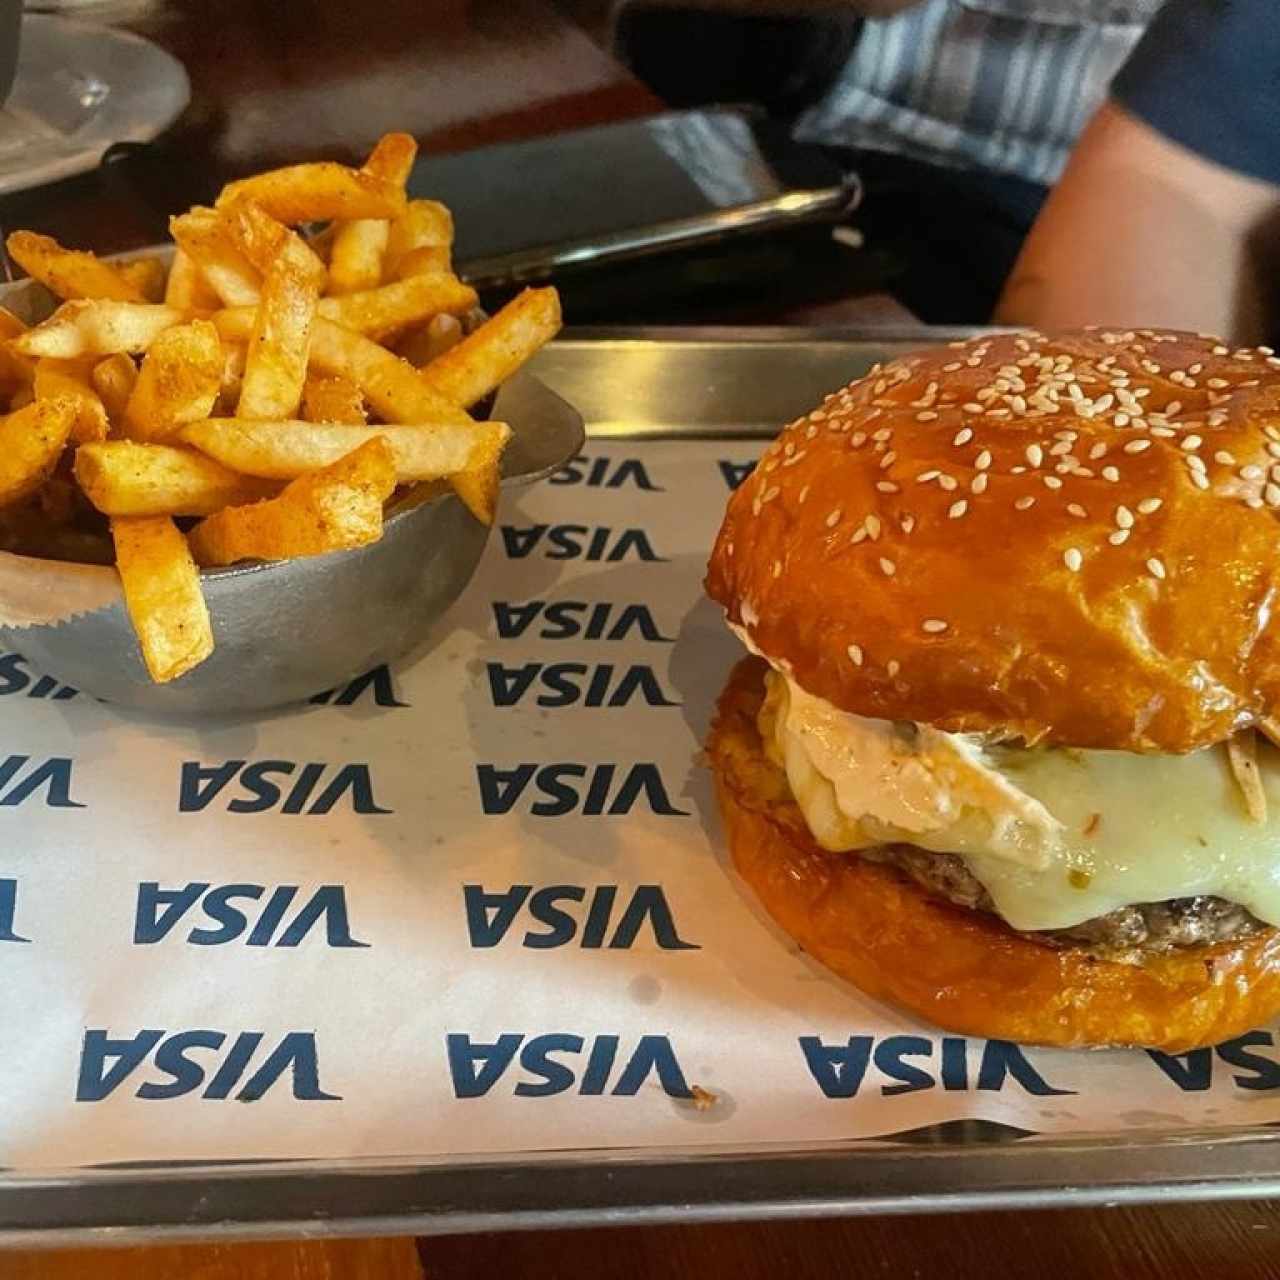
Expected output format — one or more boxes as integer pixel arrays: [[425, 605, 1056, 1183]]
[[706, 328, 1280, 752], [708, 656, 1280, 1051]]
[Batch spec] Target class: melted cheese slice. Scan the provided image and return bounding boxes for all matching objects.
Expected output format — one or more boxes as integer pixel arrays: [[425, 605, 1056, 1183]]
[[762, 669, 1280, 932]]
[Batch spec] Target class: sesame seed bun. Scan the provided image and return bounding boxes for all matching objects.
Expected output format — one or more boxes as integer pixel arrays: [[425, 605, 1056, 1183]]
[[708, 656, 1280, 1050], [705, 328, 1280, 753]]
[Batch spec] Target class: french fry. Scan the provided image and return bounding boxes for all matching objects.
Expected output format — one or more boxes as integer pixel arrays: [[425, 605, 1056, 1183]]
[[327, 219, 388, 297], [188, 436, 396, 567], [302, 371, 366, 424], [11, 301, 190, 359], [225, 204, 325, 419], [452, 416, 508, 529], [76, 441, 275, 516], [218, 341, 247, 414], [0, 306, 35, 389], [164, 247, 221, 310], [91, 353, 139, 429], [111, 515, 213, 683], [116, 256, 167, 302], [215, 162, 406, 225], [327, 133, 418, 295], [122, 320, 222, 443], [0, 397, 77, 507], [169, 208, 261, 307], [385, 200, 453, 279], [181, 418, 511, 482], [6, 231, 147, 303], [212, 310, 470, 425], [33, 357, 109, 442], [398, 312, 461, 367], [316, 273, 478, 340], [419, 287, 561, 408]]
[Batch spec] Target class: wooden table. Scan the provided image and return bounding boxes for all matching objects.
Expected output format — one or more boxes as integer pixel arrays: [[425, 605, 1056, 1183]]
[[3, 1, 1278, 1274]]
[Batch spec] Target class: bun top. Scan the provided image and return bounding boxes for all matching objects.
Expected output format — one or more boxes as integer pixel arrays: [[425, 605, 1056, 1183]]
[[706, 328, 1280, 753]]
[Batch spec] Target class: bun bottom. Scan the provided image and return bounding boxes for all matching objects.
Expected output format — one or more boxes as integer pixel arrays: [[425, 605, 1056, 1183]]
[[708, 657, 1280, 1051]]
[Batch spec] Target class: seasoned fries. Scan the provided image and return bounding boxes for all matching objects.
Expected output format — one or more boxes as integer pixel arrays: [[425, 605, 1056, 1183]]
[[181, 418, 512, 483], [226, 203, 325, 419], [13, 302, 190, 359], [33, 358, 109, 443], [385, 200, 453, 279], [316, 273, 478, 340], [169, 208, 261, 307], [76, 441, 275, 516], [6, 232, 148, 303], [216, 162, 406, 225], [419, 287, 562, 408], [112, 515, 213, 683], [123, 321, 223, 442], [0, 131, 559, 683], [91, 353, 139, 427], [302, 372, 366, 424], [188, 437, 396, 567], [0, 398, 78, 507], [328, 133, 417, 295]]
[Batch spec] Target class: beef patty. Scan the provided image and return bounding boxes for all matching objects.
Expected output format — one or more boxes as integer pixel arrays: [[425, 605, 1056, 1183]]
[[860, 844, 1266, 959]]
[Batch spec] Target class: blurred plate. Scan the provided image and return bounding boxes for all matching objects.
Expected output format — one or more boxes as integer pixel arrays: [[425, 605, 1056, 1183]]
[[0, 13, 187, 195]]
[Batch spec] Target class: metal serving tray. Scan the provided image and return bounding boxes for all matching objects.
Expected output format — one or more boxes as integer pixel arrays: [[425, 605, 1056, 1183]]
[[2, 328, 1278, 1247]]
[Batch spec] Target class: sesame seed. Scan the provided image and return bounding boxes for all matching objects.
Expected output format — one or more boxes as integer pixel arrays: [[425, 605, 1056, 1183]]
[[1137, 498, 1163, 514], [1011, 395, 1028, 414], [1186, 455, 1206, 474], [1063, 548, 1083, 572], [1014, 495, 1036, 510], [1181, 435, 1203, 451], [1150, 426, 1176, 439], [1213, 345, 1229, 355], [797, 485, 809, 504], [954, 427, 974, 445], [1108, 529, 1130, 546], [866, 515, 882, 539], [1266, 484, 1280, 508], [880, 557, 896, 577], [901, 514, 915, 534], [1115, 505, 1134, 529], [921, 619, 948, 634], [1026, 444, 1044, 466], [942, 361, 962, 372], [848, 644, 864, 666], [1268, 442, 1280, 460], [971, 473, 989, 495], [1247, 495, 1265, 509], [1043, 475, 1063, 490], [1166, 400, 1183, 415], [1215, 450, 1236, 466], [948, 499, 968, 519], [1067, 503, 1087, 518], [975, 449, 992, 470], [1050, 440, 1073, 457], [851, 528, 868, 545], [886, 660, 900, 678], [1102, 466, 1121, 483], [917, 411, 938, 422], [1123, 439, 1151, 454], [1113, 413, 1130, 428], [1207, 378, 1229, 389], [876, 481, 899, 493], [773, 560, 782, 577], [1191, 472, 1210, 491], [880, 451, 897, 470], [938, 474, 959, 491], [850, 432, 867, 448], [872, 427, 893, 442], [1266, 426, 1280, 442], [1089, 442, 1108, 460], [825, 509, 842, 528], [1242, 465, 1265, 481], [917, 469, 940, 483], [1147, 558, 1166, 581]]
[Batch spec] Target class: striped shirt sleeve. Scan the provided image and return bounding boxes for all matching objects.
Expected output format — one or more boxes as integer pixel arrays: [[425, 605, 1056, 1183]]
[[1112, 0, 1280, 186]]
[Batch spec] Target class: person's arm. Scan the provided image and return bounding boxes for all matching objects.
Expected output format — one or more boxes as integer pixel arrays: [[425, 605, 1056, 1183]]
[[635, 0, 920, 14], [996, 101, 1280, 344]]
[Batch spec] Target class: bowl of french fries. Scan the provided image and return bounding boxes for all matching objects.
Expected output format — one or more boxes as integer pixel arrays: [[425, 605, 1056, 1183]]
[[0, 133, 580, 713]]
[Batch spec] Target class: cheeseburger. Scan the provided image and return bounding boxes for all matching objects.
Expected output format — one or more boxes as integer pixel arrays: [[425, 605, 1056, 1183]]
[[706, 328, 1280, 1051]]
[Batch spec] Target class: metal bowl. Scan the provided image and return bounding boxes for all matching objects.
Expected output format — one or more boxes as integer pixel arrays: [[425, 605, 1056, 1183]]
[[0, 269, 584, 713]]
